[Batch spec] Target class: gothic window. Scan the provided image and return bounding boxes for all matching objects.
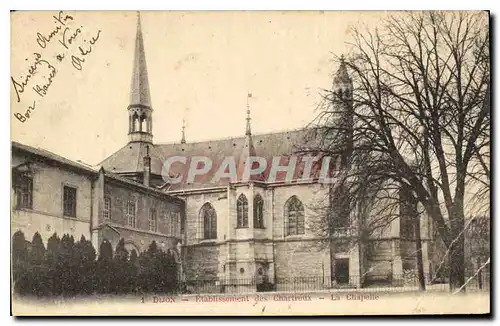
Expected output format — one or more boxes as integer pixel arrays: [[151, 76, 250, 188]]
[[63, 186, 77, 217], [16, 175, 33, 209], [174, 212, 179, 236], [127, 201, 136, 228], [103, 196, 111, 221], [253, 194, 264, 229], [285, 196, 305, 236], [139, 114, 146, 132], [169, 211, 180, 237], [236, 194, 249, 228], [201, 203, 217, 240], [132, 112, 139, 132], [149, 208, 157, 232]]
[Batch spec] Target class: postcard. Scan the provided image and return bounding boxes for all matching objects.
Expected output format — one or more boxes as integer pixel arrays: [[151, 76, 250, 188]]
[[10, 10, 490, 316]]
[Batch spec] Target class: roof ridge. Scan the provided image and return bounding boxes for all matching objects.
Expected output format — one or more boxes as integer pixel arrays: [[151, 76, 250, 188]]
[[155, 127, 307, 146], [12, 141, 97, 173], [95, 142, 131, 166]]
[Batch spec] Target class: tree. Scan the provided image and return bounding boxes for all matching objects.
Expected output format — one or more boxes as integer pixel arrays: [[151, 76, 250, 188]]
[[30, 232, 45, 266], [29, 232, 48, 296], [138, 241, 178, 294], [45, 232, 61, 296], [138, 241, 159, 293], [96, 239, 114, 294], [12, 230, 28, 266], [306, 11, 489, 291], [130, 249, 138, 265], [12, 230, 29, 295], [74, 235, 97, 295], [57, 234, 76, 295], [113, 238, 134, 294], [129, 249, 139, 292]]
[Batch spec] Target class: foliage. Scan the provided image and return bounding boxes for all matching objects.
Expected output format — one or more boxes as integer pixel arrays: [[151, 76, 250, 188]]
[[11, 231, 179, 297], [302, 11, 489, 291]]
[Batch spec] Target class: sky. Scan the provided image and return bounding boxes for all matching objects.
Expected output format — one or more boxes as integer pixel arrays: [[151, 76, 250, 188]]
[[10, 11, 387, 166]]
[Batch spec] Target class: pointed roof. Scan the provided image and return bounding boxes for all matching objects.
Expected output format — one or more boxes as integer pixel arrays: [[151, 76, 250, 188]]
[[238, 94, 264, 181], [181, 119, 186, 144], [333, 55, 352, 86], [98, 141, 165, 176], [130, 12, 152, 108], [245, 93, 252, 136]]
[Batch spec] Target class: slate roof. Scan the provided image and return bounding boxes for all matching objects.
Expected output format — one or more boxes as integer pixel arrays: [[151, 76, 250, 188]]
[[99, 128, 331, 190], [98, 141, 165, 175], [12, 141, 97, 175], [102, 168, 182, 202]]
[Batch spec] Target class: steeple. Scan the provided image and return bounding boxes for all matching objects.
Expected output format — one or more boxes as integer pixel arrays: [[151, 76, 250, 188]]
[[237, 93, 264, 182], [245, 93, 252, 136], [333, 55, 353, 169], [128, 12, 153, 144], [332, 55, 353, 100], [181, 119, 186, 144]]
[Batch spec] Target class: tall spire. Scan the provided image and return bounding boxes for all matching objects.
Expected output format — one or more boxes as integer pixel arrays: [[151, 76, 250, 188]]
[[128, 11, 153, 143], [181, 118, 186, 144], [130, 11, 152, 108], [246, 93, 252, 136]]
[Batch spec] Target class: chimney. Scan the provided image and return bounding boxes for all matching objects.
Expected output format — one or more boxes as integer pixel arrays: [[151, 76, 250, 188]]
[[143, 145, 151, 186]]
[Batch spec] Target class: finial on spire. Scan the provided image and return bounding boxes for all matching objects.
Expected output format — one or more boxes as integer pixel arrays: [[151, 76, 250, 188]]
[[333, 54, 352, 86], [136, 11, 142, 34], [246, 93, 252, 136], [181, 118, 186, 144]]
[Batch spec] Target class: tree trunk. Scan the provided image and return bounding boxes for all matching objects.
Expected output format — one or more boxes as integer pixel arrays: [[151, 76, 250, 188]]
[[414, 216, 426, 291], [448, 213, 466, 292], [477, 257, 483, 290], [449, 240, 465, 291]]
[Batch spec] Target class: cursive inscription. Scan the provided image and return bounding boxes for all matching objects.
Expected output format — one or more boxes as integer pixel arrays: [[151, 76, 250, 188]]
[[36, 11, 74, 49], [71, 30, 101, 71], [12, 11, 102, 123]]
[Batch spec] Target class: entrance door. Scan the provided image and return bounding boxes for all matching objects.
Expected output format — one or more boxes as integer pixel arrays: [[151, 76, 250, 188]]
[[256, 263, 274, 292], [335, 258, 350, 285]]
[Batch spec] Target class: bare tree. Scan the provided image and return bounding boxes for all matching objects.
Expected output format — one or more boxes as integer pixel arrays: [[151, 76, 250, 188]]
[[302, 11, 490, 291]]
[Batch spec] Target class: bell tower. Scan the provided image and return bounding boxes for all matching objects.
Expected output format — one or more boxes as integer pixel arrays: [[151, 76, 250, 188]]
[[128, 12, 153, 144], [332, 55, 353, 168]]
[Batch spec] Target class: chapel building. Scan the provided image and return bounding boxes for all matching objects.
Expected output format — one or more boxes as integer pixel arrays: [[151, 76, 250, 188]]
[[12, 14, 434, 292]]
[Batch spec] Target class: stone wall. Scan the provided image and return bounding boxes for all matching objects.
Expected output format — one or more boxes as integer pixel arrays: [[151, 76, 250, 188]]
[[180, 190, 228, 245], [103, 181, 182, 236], [91, 178, 183, 253], [274, 239, 328, 278], [11, 153, 93, 244], [183, 244, 219, 280]]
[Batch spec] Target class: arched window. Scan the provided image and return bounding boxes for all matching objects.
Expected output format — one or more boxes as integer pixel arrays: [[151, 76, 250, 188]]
[[253, 194, 264, 229], [285, 196, 305, 236], [200, 203, 217, 240], [237, 194, 248, 228], [139, 114, 146, 132], [132, 112, 139, 132]]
